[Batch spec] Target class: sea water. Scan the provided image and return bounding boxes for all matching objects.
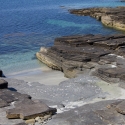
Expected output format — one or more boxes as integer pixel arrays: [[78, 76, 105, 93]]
[[0, 0, 125, 75]]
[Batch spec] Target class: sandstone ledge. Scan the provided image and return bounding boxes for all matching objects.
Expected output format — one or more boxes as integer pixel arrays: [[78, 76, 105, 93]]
[[36, 34, 125, 84], [69, 6, 125, 31]]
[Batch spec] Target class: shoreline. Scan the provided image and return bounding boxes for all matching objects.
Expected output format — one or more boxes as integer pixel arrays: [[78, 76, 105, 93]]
[[69, 6, 125, 31], [2, 74, 125, 125], [1, 4, 125, 125], [6, 67, 68, 85]]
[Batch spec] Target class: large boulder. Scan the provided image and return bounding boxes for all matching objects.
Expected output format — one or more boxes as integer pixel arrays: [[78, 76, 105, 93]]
[[0, 79, 8, 89]]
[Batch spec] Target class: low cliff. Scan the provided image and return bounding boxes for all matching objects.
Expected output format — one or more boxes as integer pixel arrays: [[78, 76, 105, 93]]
[[69, 7, 125, 31]]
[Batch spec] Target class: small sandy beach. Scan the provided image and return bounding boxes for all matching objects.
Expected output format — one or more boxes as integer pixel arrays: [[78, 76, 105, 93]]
[[6, 66, 68, 85]]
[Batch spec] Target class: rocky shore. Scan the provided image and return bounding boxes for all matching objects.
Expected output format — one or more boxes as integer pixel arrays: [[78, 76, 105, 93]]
[[0, 77, 57, 125], [35, 33, 125, 124], [2, 33, 125, 124], [36, 34, 125, 86], [1, 74, 125, 125], [69, 6, 125, 31], [1, 5, 125, 125]]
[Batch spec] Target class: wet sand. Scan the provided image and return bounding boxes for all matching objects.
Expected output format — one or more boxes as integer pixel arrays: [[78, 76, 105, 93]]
[[6, 66, 68, 85]]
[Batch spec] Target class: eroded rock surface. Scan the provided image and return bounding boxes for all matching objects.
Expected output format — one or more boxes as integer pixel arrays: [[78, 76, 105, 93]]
[[47, 99, 125, 125], [36, 34, 125, 85], [6, 101, 56, 120], [0, 78, 57, 125], [69, 7, 125, 31], [0, 88, 31, 108], [5, 77, 105, 105], [3, 77, 125, 125]]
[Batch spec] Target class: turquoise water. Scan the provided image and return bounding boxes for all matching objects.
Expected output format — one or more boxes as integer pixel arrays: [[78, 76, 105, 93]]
[[0, 0, 125, 75]]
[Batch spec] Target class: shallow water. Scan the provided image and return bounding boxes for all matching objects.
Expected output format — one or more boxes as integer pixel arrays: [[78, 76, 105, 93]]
[[0, 0, 125, 75]]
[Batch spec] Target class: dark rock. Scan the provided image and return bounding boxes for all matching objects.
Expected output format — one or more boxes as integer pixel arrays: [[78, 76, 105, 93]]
[[116, 101, 125, 114], [14, 98, 35, 107], [68, 111, 108, 125], [99, 54, 117, 65], [94, 38, 125, 50], [6, 101, 57, 120], [0, 98, 8, 107], [69, 7, 125, 31], [95, 109, 125, 125], [116, 46, 125, 58], [94, 67, 125, 83], [0, 89, 31, 108], [107, 100, 123, 109], [98, 67, 125, 78], [36, 34, 125, 83], [0, 79, 8, 89], [0, 70, 2, 77], [46, 100, 125, 125]]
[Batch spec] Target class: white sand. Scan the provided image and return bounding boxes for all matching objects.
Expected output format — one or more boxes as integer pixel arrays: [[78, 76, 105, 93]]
[[5, 64, 125, 113], [6, 66, 68, 85]]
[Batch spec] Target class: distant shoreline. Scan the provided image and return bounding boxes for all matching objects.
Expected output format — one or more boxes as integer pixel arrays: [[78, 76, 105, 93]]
[[69, 6, 125, 31]]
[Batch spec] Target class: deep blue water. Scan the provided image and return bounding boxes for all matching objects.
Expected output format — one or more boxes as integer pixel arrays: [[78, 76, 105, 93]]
[[0, 0, 125, 75]]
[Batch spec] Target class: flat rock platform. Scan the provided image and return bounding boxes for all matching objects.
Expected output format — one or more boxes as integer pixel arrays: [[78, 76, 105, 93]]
[[36, 34, 125, 87], [69, 6, 125, 31]]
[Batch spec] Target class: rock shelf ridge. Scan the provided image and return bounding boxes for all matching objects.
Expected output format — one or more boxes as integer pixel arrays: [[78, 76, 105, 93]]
[[69, 6, 125, 31], [36, 34, 125, 87]]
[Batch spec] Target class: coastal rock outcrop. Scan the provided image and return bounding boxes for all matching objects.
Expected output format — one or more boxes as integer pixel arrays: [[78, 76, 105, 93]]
[[1, 76, 125, 125], [6, 101, 56, 120], [0, 78, 57, 125], [46, 99, 125, 125], [69, 6, 125, 31], [36, 34, 125, 85]]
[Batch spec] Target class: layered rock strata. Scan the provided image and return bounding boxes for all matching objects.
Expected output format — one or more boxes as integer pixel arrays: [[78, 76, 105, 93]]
[[0, 78, 57, 125], [46, 99, 125, 125], [69, 6, 125, 31], [36, 34, 125, 84], [2, 77, 125, 125]]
